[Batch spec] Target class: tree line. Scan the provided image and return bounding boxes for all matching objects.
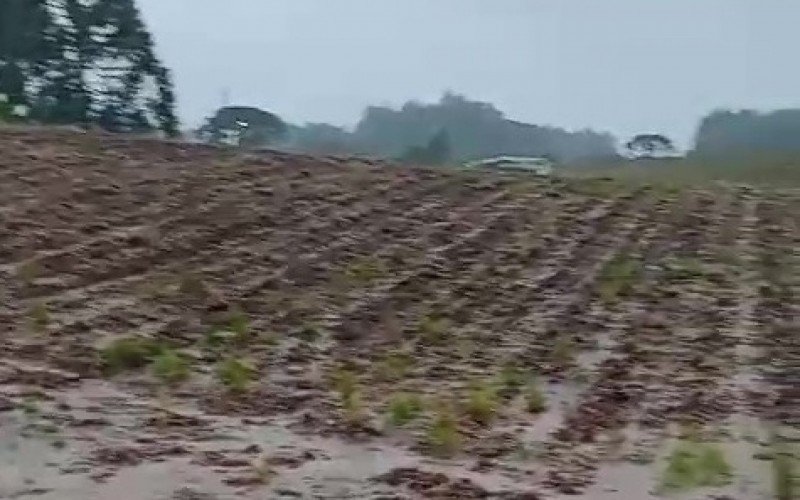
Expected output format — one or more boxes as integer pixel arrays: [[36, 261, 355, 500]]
[[4, 1, 800, 164], [200, 93, 618, 164]]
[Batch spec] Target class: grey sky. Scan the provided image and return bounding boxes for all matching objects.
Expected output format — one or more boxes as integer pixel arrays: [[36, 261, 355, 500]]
[[137, 0, 800, 147]]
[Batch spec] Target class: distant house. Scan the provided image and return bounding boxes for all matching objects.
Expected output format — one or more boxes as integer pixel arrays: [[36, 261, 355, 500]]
[[464, 156, 554, 175]]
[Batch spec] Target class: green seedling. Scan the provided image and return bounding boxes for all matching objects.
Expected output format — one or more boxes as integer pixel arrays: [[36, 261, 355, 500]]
[[28, 302, 50, 332], [386, 393, 423, 427], [524, 381, 548, 414], [427, 403, 460, 457], [150, 349, 191, 385], [597, 253, 642, 302], [227, 309, 250, 341], [551, 337, 576, 367], [19, 397, 40, 416], [344, 257, 386, 284], [342, 388, 365, 424], [498, 364, 527, 393], [100, 336, 162, 375], [664, 256, 708, 282], [332, 368, 358, 402], [294, 323, 321, 343], [465, 382, 498, 426], [331, 368, 365, 423], [216, 357, 255, 392], [203, 327, 233, 349], [658, 440, 733, 493], [375, 351, 413, 381], [417, 314, 451, 346], [16, 261, 41, 284], [771, 432, 797, 500]]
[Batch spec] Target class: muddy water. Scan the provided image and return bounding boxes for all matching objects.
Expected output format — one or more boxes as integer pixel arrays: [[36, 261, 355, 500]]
[[0, 379, 539, 499]]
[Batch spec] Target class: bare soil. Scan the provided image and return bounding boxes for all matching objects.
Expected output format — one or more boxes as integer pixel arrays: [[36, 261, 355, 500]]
[[0, 128, 797, 499]]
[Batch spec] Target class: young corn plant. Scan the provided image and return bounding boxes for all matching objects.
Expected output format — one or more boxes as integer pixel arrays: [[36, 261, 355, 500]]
[[150, 349, 191, 385], [465, 381, 498, 427], [216, 357, 255, 393], [426, 403, 460, 457], [386, 393, 423, 427]]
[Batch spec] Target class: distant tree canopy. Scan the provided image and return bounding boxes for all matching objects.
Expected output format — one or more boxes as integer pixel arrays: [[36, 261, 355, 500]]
[[694, 109, 800, 154], [626, 134, 675, 157], [199, 106, 288, 147], [286, 92, 616, 162], [0, 0, 177, 135], [399, 129, 451, 165]]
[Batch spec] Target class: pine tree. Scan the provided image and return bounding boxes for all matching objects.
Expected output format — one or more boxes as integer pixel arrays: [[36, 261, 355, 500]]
[[1, 0, 179, 135]]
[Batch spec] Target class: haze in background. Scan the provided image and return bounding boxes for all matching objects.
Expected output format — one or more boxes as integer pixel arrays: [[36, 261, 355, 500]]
[[136, 0, 800, 147]]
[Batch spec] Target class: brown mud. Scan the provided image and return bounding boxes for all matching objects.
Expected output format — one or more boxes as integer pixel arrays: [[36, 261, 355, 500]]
[[0, 128, 797, 499]]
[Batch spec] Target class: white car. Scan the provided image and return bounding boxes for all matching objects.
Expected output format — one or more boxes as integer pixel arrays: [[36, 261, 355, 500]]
[[464, 156, 554, 175]]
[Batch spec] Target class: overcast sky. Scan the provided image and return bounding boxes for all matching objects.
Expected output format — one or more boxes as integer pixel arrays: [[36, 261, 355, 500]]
[[137, 0, 800, 147]]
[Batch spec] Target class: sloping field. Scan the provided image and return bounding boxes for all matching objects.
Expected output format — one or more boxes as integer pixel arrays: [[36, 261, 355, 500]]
[[0, 129, 797, 499]]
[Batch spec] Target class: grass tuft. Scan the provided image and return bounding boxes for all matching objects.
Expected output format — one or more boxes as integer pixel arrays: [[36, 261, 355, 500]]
[[524, 381, 548, 414], [658, 440, 733, 493], [16, 260, 41, 284], [226, 309, 250, 341], [771, 432, 797, 500], [28, 302, 50, 332], [375, 351, 413, 381], [332, 368, 364, 423], [100, 336, 162, 376], [427, 403, 460, 457], [597, 253, 642, 302], [386, 393, 423, 427], [344, 256, 386, 284], [498, 364, 527, 394], [150, 349, 191, 385], [417, 314, 451, 346], [294, 323, 322, 343], [550, 337, 576, 368], [465, 382, 498, 426], [216, 357, 255, 392], [664, 256, 708, 282]]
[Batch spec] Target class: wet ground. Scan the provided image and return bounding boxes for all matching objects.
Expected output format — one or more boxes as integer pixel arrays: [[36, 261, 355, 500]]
[[0, 128, 797, 499]]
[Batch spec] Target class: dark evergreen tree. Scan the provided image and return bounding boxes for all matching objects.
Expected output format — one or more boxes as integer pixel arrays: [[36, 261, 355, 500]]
[[0, 0, 178, 135], [199, 106, 288, 147]]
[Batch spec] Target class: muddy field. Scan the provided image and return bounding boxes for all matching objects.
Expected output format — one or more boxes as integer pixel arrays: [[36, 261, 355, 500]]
[[0, 129, 797, 499]]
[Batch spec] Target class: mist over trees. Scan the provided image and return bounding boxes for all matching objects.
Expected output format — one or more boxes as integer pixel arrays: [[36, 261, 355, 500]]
[[4, 1, 799, 168], [286, 92, 616, 163], [694, 109, 800, 155], [0, 0, 177, 135]]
